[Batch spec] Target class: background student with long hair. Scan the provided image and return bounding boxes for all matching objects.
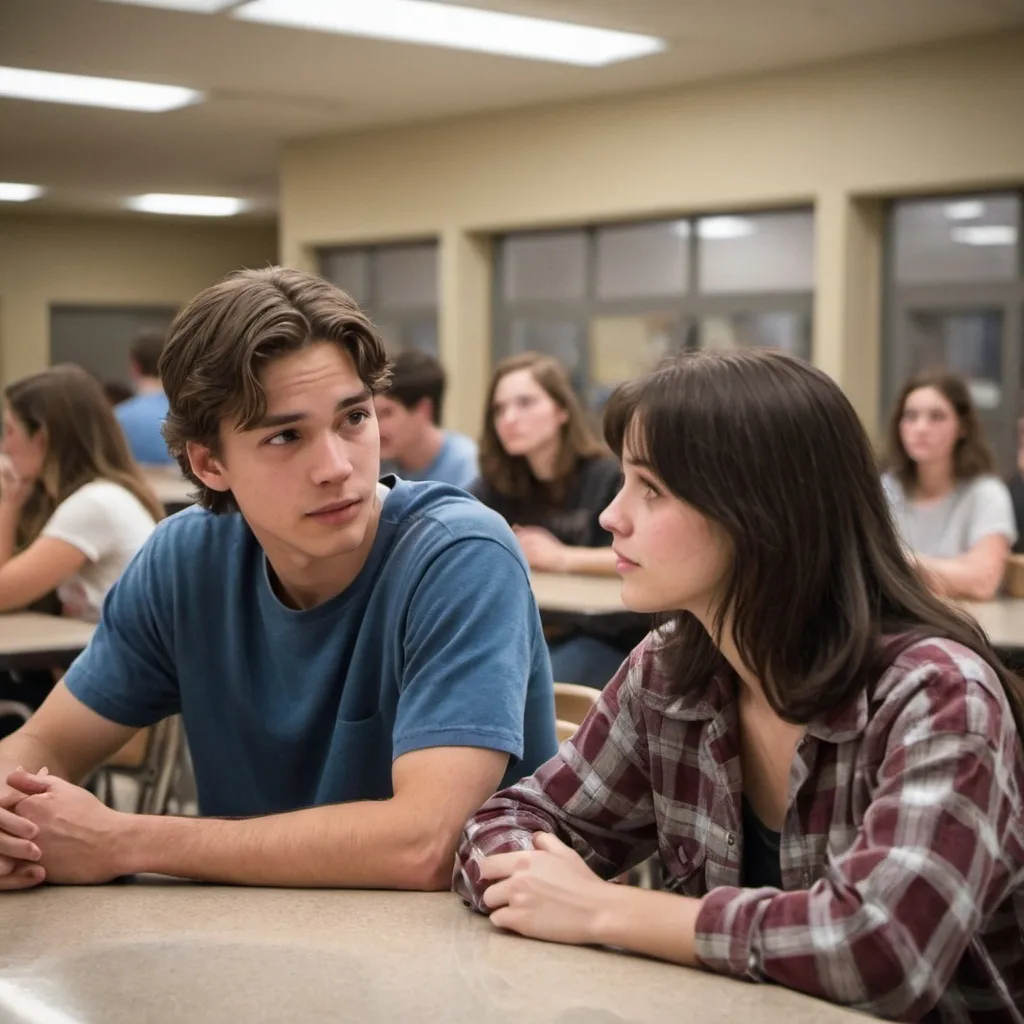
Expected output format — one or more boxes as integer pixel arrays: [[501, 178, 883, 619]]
[[472, 352, 643, 688]]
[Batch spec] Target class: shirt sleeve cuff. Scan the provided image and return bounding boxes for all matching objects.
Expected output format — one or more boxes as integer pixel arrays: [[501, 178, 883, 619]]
[[694, 885, 764, 980]]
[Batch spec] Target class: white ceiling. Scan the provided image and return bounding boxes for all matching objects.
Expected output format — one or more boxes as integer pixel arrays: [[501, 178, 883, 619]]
[[2, 0, 1023, 220]]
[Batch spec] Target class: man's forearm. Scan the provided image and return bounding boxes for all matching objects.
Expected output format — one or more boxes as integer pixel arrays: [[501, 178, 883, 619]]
[[118, 798, 456, 890], [0, 728, 72, 782]]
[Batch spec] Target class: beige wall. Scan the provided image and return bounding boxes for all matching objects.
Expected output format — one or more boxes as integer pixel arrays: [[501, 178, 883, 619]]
[[281, 29, 1024, 436], [0, 212, 278, 386]]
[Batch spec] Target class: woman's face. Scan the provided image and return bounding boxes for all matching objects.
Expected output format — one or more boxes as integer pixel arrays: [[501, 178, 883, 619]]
[[599, 432, 731, 620], [899, 386, 961, 467], [491, 369, 568, 459], [1, 406, 46, 482]]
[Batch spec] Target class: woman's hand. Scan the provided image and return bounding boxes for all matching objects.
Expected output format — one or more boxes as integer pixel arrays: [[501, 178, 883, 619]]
[[513, 526, 570, 573], [478, 832, 610, 945], [0, 456, 32, 511]]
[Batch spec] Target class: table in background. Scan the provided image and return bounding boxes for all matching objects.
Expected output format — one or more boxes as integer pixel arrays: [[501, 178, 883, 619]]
[[141, 466, 194, 513], [0, 881, 864, 1024], [530, 571, 624, 616], [962, 599, 1024, 655], [0, 612, 95, 672], [531, 573, 1024, 654]]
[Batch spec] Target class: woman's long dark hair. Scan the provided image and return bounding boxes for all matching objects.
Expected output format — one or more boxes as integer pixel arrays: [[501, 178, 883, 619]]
[[604, 349, 1024, 736], [478, 352, 607, 505], [887, 370, 996, 489], [5, 365, 164, 547]]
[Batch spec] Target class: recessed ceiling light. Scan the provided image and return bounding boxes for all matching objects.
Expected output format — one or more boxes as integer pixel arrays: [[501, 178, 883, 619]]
[[950, 225, 1017, 246], [0, 66, 202, 112], [233, 0, 665, 67], [0, 182, 44, 202], [96, 0, 240, 10], [697, 217, 756, 240], [125, 193, 246, 216], [944, 200, 986, 221]]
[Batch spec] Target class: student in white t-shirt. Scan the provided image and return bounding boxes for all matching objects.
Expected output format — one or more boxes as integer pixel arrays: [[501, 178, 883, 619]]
[[0, 365, 163, 623], [882, 370, 1015, 601]]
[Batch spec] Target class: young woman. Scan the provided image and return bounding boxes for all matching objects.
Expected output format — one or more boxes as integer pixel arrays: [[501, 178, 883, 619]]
[[884, 371, 1015, 600], [455, 350, 1024, 1022], [471, 352, 644, 688], [0, 364, 162, 623]]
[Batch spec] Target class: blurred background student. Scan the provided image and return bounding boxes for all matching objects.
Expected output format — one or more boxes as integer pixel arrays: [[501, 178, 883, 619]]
[[376, 349, 478, 488], [883, 370, 1015, 600], [114, 329, 174, 466], [0, 365, 162, 734], [471, 352, 644, 687]]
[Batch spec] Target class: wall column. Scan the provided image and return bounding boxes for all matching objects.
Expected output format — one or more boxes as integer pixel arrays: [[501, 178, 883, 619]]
[[439, 228, 491, 437], [813, 190, 885, 441]]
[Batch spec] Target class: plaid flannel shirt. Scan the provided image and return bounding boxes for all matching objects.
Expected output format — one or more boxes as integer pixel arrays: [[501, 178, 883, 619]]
[[455, 632, 1024, 1023]]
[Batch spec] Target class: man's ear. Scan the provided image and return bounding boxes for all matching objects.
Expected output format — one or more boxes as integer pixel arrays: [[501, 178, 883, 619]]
[[414, 396, 435, 424], [186, 441, 231, 493]]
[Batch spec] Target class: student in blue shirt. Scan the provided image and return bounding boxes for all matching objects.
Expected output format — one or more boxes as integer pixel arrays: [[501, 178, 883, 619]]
[[114, 330, 174, 465], [376, 349, 478, 489], [0, 267, 557, 892]]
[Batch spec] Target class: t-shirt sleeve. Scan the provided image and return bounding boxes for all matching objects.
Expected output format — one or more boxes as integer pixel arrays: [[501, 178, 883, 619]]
[[62, 528, 180, 727], [967, 476, 1018, 548], [391, 536, 541, 764], [41, 485, 120, 562]]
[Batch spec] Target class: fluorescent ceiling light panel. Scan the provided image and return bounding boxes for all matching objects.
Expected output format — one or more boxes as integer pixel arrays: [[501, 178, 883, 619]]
[[944, 200, 985, 221], [0, 182, 44, 202], [0, 66, 202, 112], [125, 193, 246, 216], [233, 0, 665, 66], [697, 216, 756, 240], [950, 225, 1017, 246], [96, 0, 239, 11]]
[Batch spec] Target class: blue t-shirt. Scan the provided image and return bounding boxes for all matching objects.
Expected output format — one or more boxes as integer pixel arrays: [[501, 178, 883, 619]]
[[64, 479, 557, 817], [115, 391, 173, 465], [382, 432, 478, 489]]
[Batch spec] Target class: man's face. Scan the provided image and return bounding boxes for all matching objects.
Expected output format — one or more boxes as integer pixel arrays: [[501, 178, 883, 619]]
[[189, 342, 381, 571], [375, 394, 428, 466]]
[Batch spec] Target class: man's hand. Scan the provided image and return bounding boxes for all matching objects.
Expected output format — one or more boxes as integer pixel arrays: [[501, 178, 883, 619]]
[[6, 770, 131, 885], [0, 782, 45, 891]]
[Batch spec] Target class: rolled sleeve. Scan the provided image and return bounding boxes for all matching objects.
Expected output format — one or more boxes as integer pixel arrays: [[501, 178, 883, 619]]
[[694, 726, 1018, 1019]]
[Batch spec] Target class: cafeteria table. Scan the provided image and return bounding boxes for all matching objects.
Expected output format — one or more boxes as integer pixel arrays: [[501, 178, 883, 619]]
[[0, 880, 867, 1024]]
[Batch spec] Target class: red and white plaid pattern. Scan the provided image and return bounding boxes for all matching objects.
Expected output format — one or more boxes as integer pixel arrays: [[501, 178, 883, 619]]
[[455, 632, 1024, 1023]]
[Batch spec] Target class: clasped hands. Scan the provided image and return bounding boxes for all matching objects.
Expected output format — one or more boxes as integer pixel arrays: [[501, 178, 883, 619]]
[[0, 768, 128, 890]]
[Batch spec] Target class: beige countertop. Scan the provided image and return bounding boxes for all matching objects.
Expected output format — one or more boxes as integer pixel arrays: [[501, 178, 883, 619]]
[[530, 571, 625, 615], [0, 880, 865, 1023], [962, 598, 1024, 650], [531, 572, 1024, 651], [141, 467, 195, 507], [0, 612, 95, 657]]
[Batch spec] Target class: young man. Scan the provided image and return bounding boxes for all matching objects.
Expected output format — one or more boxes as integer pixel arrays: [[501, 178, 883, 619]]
[[115, 329, 174, 465], [0, 268, 557, 892], [377, 349, 478, 489]]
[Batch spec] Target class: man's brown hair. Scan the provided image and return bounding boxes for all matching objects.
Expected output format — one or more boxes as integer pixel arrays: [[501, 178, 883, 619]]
[[129, 330, 167, 379], [385, 349, 446, 425], [160, 267, 390, 514]]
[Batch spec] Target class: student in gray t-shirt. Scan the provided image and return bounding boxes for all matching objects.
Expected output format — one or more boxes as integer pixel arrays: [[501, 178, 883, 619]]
[[376, 349, 478, 489], [883, 371, 1016, 601]]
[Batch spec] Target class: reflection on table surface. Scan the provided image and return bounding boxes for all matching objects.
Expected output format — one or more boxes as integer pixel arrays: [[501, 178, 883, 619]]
[[0, 881, 864, 1024]]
